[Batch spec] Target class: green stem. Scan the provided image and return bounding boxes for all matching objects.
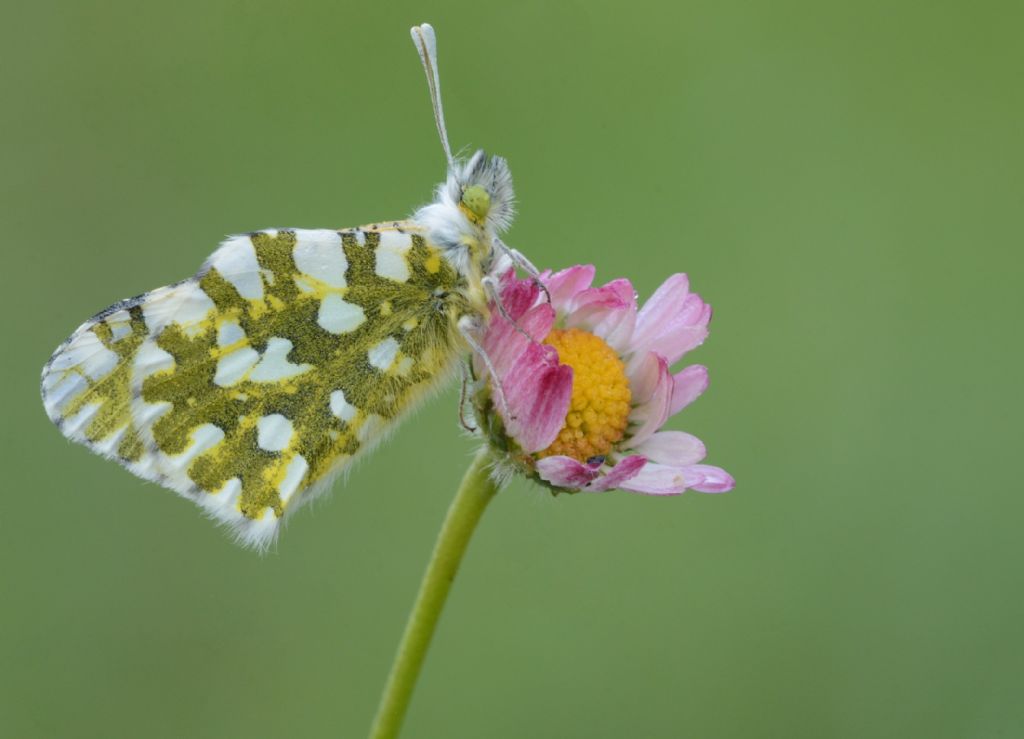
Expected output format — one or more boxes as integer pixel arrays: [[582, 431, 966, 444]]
[[368, 447, 499, 739]]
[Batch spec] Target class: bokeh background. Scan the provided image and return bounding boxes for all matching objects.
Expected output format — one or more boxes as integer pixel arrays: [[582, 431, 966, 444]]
[[3, 1, 1021, 737]]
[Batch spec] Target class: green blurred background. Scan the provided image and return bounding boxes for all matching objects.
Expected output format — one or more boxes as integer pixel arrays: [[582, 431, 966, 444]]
[[3, 1, 1022, 737]]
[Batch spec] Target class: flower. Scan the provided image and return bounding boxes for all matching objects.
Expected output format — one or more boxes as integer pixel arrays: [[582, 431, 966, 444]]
[[473, 265, 733, 495]]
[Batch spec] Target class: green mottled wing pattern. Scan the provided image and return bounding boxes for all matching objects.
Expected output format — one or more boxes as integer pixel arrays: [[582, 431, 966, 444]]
[[41, 226, 472, 548]]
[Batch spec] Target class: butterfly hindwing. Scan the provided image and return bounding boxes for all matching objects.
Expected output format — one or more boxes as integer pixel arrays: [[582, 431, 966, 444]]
[[42, 226, 471, 548]]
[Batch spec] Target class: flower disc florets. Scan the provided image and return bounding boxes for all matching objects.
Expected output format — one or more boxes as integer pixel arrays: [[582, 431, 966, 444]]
[[538, 328, 631, 461]]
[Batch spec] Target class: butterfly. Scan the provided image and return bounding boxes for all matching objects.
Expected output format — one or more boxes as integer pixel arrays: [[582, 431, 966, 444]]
[[40, 23, 537, 550]]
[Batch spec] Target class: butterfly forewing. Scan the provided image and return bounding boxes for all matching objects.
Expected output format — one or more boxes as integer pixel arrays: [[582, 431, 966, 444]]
[[41, 225, 471, 548]]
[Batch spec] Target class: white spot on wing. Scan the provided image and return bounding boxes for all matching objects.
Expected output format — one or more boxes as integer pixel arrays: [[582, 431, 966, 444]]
[[257, 414, 294, 452], [217, 320, 246, 347], [132, 398, 172, 427], [249, 338, 312, 382], [214, 347, 259, 387], [82, 345, 119, 380], [293, 230, 347, 288], [198, 477, 243, 516], [142, 282, 215, 336], [329, 389, 358, 422], [50, 330, 119, 381], [209, 236, 264, 299], [279, 454, 308, 505], [93, 423, 129, 457], [161, 423, 224, 474], [374, 231, 413, 282], [176, 285, 216, 334], [135, 339, 175, 379], [106, 310, 133, 341], [110, 323, 132, 342], [62, 401, 102, 437], [42, 373, 88, 416], [317, 294, 366, 334], [367, 337, 400, 372]]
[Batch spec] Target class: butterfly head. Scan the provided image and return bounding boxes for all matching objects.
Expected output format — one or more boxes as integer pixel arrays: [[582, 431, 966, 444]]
[[449, 149, 514, 234], [412, 151, 515, 276]]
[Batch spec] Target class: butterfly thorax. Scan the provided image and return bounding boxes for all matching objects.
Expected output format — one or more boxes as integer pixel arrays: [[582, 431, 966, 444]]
[[413, 150, 514, 306]]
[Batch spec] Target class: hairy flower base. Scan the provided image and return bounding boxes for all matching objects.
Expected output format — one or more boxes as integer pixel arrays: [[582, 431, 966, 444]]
[[538, 328, 631, 461]]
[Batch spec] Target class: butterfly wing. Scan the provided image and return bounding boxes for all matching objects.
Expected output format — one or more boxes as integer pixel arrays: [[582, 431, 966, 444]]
[[42, 226, 470, 549]]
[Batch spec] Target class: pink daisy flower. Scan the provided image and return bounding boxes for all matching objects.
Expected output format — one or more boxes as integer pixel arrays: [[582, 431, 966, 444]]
[[473, 265, 733, 495]]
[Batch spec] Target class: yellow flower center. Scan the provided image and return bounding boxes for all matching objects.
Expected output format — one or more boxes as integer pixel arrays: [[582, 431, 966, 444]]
[[538, 328, 632, 461]]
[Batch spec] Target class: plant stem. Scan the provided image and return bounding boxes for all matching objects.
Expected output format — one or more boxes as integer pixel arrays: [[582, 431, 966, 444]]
[[367, 447, 499, 739]]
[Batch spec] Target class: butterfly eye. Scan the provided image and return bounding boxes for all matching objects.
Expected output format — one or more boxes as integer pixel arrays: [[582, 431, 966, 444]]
[[460, 185, 491, 223]]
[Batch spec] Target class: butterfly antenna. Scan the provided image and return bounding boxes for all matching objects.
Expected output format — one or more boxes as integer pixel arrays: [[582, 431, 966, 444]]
[[410, 23, 454, 168]]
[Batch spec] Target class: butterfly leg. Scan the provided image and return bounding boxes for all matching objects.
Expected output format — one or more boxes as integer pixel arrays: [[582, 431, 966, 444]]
[[457, 315, 513, 422], [457, 360, 478, 432], [493, 237, 552, 305], [481, 274, 540, 343]]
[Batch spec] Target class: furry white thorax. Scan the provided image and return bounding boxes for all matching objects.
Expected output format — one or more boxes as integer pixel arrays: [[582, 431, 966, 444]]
[[412, 149, 515, 278]]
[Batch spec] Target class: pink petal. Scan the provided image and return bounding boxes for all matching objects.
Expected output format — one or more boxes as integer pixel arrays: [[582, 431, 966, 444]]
[[632, 431, 706, 465], [631, 273, 690, 349], [477, 316, 525, 378], [668, 365, 709, 416], [616, 463, 690, 495], [583, 455, 647, 492], [568, 281, 626, 309], [627, 354, 673, 447], [685, 465, 735, 493], [536, 455, 601, 488], [628, 351, 663, 403], [604, 278, 636, 305], [563, 282, 632, 334], [482, 302, 555, 378], [502, 343, 573, 453], [629, 274, 712, 366], [475, 271, 546, 379], [543, 265, 596, 313], [497, 270, 541, 320], [658, 293, 712, 363], [591, 286, 638, 353], [565, 278, 632, 312], [517, 303, 556, 341], [619, 462, 734, 495]]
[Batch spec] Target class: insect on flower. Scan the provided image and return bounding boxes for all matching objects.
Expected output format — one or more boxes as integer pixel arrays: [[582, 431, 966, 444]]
[[40, 24, 536, 550]]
